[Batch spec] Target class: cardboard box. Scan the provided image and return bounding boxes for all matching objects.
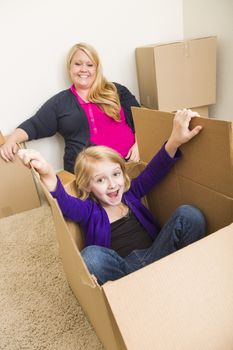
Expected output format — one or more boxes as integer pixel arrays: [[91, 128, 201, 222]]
[[0, 132, 41, 218], [3, 112, 231, 348], [38, 109, 233, 349], [135, 36, 217, 111]]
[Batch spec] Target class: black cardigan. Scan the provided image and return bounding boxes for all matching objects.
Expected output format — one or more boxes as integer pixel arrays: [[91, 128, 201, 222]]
[[18, 83, 140, 173]]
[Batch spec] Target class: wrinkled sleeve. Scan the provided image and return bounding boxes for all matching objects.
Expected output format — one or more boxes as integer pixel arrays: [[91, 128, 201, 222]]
[[18, 94, 59, 140], [50, 176, 91, 224]]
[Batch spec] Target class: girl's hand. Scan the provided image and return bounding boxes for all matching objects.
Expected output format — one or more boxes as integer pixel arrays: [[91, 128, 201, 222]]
[[165, 108, 202, 158], [18, 149, 57, 191]]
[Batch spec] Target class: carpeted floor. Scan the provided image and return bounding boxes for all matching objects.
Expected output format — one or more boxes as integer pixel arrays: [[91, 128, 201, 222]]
[[0, 202, 103, 350]]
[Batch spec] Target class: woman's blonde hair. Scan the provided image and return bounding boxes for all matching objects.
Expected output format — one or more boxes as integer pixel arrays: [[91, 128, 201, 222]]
[[67, 42, 121, 121], [74, 146, 131, 200]]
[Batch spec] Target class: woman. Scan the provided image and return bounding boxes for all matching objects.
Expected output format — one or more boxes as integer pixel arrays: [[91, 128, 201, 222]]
[[0, 43, 140, 173]]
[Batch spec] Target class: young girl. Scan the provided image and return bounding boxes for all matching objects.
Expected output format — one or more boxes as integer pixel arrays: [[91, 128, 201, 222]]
[[18, 109, 206, 285]]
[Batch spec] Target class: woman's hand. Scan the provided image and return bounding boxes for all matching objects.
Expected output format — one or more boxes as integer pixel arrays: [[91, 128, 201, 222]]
[[165, 109, 202, 158], [125, 140, 140, 162], [0, 139, 19, 161], [18, 149, 58, 192], [0, 129, 29, 161]]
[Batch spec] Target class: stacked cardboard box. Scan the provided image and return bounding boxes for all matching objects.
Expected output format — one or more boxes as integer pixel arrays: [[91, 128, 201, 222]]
[[135, 36, 217, 116]]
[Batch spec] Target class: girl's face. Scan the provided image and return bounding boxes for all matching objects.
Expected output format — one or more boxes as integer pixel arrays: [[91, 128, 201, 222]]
[[69, 49, 97, 91], [88, 160, 125, 208]]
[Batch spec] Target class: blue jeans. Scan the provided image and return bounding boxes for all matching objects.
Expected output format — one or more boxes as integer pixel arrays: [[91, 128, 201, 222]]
[[81, 205, 206, 285]]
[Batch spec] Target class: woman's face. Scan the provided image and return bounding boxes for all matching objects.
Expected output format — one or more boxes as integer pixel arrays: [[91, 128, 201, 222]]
[[69, 49, 97, 91]]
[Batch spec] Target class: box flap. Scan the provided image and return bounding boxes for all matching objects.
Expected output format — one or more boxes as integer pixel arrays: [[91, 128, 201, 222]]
[[103, 224, 233, 350], [132, 107, 233, 197], [0, 154, 41, 218]]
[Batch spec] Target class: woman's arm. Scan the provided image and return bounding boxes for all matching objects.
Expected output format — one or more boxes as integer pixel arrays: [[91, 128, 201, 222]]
[[114, 83, 141, 162], [114, 82, 140, 133], [0, 92, 63, 162]]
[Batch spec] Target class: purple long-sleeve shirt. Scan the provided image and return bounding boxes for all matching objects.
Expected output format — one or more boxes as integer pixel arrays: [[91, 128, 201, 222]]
[[51, 144, 181, 248]]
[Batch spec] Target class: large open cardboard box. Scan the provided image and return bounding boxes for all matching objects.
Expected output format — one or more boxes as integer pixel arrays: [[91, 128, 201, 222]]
[[135, 36, 217, 112], [39, 109, 233, 349]]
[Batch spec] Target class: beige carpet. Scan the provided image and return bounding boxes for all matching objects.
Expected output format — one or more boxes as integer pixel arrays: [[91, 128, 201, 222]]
[[0, 202, 103, 350]]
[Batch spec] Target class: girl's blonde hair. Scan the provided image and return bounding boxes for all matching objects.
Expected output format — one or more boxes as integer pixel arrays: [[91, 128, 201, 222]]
[[74, 146, 131, 200], [67, 42, 121, 121]]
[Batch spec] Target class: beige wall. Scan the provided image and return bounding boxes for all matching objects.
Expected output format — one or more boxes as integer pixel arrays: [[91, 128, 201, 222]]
[[183, 0, 233, 121]]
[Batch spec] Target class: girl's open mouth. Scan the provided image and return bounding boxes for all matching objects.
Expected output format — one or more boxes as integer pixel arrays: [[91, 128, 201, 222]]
[[107, 190, 118, 199]]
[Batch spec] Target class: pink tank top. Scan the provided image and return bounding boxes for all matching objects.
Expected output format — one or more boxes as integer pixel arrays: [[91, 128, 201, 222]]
[[70, 85, 135, 158]]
